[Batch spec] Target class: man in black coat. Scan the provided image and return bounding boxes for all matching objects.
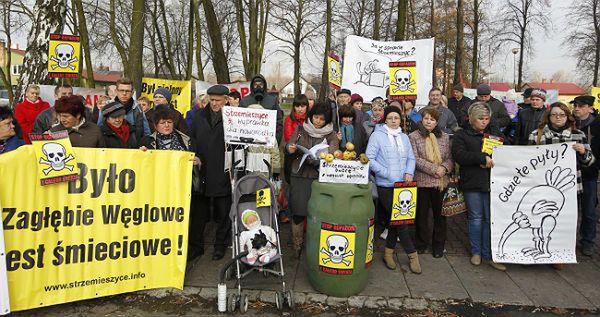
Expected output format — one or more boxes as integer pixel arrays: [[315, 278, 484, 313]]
[[447, 84, 472, 128], [514, 89, 547, 145], [518, 88, 533, 110], [470, 84, 511, 131], [240, 74, 284, 143], [572, 95, 600, 256], [190, 84, 232, 261]]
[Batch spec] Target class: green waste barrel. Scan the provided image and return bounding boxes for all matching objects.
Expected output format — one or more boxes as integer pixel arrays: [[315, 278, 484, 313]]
[[306, 182, 375, 297]]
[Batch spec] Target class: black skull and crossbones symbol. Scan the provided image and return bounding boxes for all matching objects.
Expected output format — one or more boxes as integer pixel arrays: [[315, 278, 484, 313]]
[[50, 43, 78, 70], [321, 234, 353, 266], [39, 142, 75, 175], [392, 69, 416, 93], [393, 190, 415, 218]]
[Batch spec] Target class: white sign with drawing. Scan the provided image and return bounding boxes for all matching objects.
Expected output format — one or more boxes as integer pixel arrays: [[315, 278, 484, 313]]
[[319, 160, 369, 184], [491, 143, 578, 264], [222, 107, 277, 147], [341, 35, 434, 107]]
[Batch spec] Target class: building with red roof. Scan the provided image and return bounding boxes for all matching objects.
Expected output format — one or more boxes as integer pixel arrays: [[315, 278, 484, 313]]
[[523, 81, 586, 104]]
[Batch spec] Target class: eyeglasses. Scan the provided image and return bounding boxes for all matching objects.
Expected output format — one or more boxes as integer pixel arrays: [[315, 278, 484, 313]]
[[550, 113, 567, 118], [117, 89, 132, 93]]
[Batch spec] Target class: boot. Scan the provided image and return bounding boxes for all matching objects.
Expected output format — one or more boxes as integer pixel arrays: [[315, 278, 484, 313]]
[[407, 252, 422, 274], [291, 222, 304, 258], [383, 247, 397, 270]]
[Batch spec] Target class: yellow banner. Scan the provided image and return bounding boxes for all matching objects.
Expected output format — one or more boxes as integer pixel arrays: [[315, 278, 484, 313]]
[[591, 87, 600, 111], [140, 77, 192, 114], [391, 182, 417, 225], [328, 55, 342, 90], [389, 61, 417, 101], [0, 146, 193, 311], [47, 34, 81, 78]]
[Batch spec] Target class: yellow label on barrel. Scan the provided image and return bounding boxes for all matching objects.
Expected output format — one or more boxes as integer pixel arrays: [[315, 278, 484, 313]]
[[365, 218, 374, 267], [391, 182, 417, 225], [319, 222, 355, 275]]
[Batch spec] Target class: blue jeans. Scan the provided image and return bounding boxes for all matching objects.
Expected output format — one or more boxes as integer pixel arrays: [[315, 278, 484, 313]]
[[464, 191, 491, 260], [580, 180, 597, 248]]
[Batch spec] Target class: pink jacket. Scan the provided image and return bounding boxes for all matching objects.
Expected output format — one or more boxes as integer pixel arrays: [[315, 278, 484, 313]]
[[408, 130, 454, 189]]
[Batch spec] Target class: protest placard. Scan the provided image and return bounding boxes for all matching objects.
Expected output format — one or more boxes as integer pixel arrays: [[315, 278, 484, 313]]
[[318, 160, 369, 184], [30, 130, 79, 186], [342, 35, 434, 106], [222, 106, 277, 147], [0, 146, 192, 311], [328, 54, 341, 90], [196, 81, 252, 98], [47, 34, 80, 78], [388, 61, 417, 101], [140, 77, 192, 114], [391, 182, 417, 225], [38, 85, 105, 108], [591, 87, 600, 110], [491, 143, 577, 264]]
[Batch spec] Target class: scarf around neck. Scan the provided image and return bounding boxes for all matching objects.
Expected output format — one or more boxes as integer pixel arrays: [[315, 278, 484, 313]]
[[303, 119, 333, 138], [341, 124, 354, 148], [156, 132, 185, 151], [383, 124, 404, 153], [108, 120, 130, 145]]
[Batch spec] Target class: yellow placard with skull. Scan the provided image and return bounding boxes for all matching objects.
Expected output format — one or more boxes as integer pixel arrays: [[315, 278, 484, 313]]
[[318, 222, 355, 275], [365, 218, 374, 268], [30, 130, 79, 186], [328, 54, 341, 90], [389, 61, 417, 101], [591, 87, 600, 111], [391, 181, 417, 225], [47, 34, 81, 78]]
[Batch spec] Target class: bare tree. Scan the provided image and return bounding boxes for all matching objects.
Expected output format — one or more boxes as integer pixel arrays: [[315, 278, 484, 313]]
[[395, 0, 408, 40], [202, 0, 231, 83], [73, 0, 94, 87], [373, 0, 381, 39], [235, 0, 270, 79], [564, 0, 600, 86], [0, 0, 28, 105], [453, 0, 464, 86], [337, 0, 374, 37], [495, 0, 551, 90], [16, 0, 66, 101], [319, 0, 332, 101], [269, 0, 325, 95], [193, 0, 205, 80]]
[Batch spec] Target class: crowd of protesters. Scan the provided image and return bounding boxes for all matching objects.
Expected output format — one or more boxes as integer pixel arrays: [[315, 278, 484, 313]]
[[1, 76, 598, 274]]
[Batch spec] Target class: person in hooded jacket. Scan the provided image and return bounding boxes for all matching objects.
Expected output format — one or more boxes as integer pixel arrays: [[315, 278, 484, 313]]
[[145, 87, 189, 134], [100, 101, 139, 148], [240, 74, 284, 143], [14, 84, 50, 144]]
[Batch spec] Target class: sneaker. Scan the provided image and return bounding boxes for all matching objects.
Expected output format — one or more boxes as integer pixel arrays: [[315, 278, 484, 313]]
[[470, 255, 481, 266], [487, 261, 506, 271], [582, 245, 593, 257], [379, 228, 388, 240]]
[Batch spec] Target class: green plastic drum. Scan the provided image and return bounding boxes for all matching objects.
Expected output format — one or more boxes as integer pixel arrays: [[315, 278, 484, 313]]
[[306, 181, 374, 297]]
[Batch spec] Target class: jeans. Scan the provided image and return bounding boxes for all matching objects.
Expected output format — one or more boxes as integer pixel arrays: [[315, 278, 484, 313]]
[[580, 180, 597, 248], [464, 191, 491, 260], [377, 186, 416, 253]]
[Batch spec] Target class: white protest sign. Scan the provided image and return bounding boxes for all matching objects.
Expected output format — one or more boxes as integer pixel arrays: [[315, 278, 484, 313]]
[[491, 143, 577, 264], [341, 35, 434, 107], [319, 160, 369, 184], [38, 85, 106, 107], [0, 203, 10, 315], [222, 106, 277, 147]]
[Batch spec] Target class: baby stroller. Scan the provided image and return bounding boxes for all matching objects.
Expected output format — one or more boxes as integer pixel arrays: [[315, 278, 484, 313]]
[[220, 173, 293, 313]]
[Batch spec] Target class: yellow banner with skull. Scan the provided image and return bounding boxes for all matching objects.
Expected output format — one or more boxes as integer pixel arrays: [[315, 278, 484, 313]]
[[389, 61, 417, 101], [47, 34, 81, 78], [30, 131, 79, 186], [328, 54, 342, 90], [391, 181, 417, 225]]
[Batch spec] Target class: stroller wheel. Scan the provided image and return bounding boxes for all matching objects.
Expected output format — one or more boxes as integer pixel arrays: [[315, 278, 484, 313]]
[[228, 293, 238, 312], [240, 293, 249, 313], [285, 290, 295, 308], [275, 291, 284, 310]]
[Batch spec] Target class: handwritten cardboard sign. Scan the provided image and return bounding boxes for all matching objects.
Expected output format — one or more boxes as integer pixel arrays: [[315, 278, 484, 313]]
[[222, 107, 277, 147], [318, 160, 369, 184]]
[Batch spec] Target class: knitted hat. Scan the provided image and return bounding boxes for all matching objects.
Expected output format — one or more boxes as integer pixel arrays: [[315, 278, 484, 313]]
[[370, 99, 386, 110], [529, 88, 547, 101], [241, 209, 259, 225], [154, 87, 172, 103], [102, 101, 126, 118], [476, 84, 491, 95], [350, 93, 363, 105], [452, 84, 464, 92], [383, 105, 402, 120]]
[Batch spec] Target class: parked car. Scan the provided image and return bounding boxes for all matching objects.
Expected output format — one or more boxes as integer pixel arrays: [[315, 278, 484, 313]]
[[0, 90, 9, 107]]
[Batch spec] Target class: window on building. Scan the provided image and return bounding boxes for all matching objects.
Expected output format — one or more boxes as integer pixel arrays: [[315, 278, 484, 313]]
[[11, 65, 22, 76]]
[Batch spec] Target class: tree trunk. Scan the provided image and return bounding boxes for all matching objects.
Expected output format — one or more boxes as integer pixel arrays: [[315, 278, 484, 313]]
[[453, 0, 464, 86], [202, 0, 230, 83], [256, 0, 269, 75], [193, 0, 204, 80], [74, 0, 94, 88], [293, 0, 304, 95], [395, 0, 407, 40], [471, 0, 479, 87], [186, 0, 194, 79], [518, 27, 525, 90], [373, 0, 381, 40], [129, 0, 145, 94], [235, 0, 250, 76], [593, 0, 600, 86], [0, 1, 14, 105], [430, 0, 436, 86], [15, 0, 66, 101], [109, 0, 129, 77], [319, 0, 332, 101]]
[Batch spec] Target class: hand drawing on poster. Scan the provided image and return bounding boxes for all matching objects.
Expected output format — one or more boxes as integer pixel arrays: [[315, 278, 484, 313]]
[[355, 59, 385, 88], [497, 166, 575, 260]]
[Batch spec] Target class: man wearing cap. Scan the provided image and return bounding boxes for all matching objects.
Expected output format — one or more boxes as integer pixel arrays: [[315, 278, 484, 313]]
[[100, 101, 139, 148], [572, 95, 600, 256], [518, 88, 534, 110], [145, 87, 189, 134], [513, 88, 547, 145], [470, 84, 511, 131], [448, 84, 472, 128], [336, 88, 352, 106], [240, 74, 283, 142], [190, 84, 232, 261]]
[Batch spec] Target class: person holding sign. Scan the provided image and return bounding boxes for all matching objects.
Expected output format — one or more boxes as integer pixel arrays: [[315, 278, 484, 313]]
[[337, 105, 368, 154], [286, 102, 339, 258], [50, 95, 105, 148], [529, 102, 595, 265], [0, 107, 25, 154], [409, 108, 454, 258], [451, 102, 506, 271], [366, 106, 421, 273]]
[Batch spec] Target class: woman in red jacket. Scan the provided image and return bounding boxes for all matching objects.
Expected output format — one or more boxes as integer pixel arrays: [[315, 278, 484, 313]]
[[14, 84, 50, 143]]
